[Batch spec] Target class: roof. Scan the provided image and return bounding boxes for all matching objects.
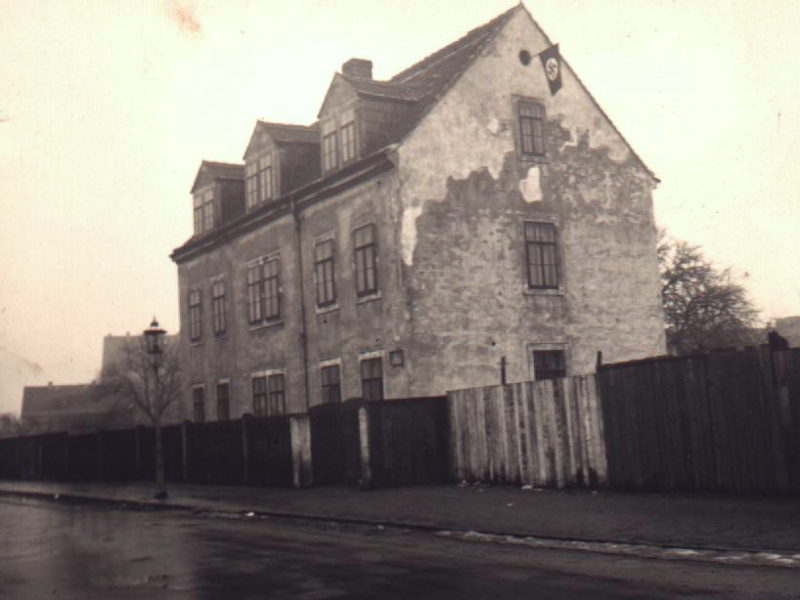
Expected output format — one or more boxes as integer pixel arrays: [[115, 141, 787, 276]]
[[243, 121, 319, 160], [21, 384, 100, 418], [258, 121, 319, 144], [191, 161, 244, 193], [340, 75, 426, 102]]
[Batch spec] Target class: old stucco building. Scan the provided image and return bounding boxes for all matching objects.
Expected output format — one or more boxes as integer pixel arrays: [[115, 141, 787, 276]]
[[171, 4, 666, 421]]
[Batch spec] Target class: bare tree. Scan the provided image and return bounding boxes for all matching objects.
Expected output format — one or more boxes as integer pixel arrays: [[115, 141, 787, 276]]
[[99, 338, 183, 497], [658, 229, 760, 355]]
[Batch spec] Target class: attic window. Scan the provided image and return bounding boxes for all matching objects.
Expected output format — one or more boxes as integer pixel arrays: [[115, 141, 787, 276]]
[[194, 189, 214, 234]]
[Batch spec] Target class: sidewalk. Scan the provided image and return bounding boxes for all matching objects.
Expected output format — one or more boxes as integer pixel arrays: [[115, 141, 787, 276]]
[[1, 479, 798, 552]]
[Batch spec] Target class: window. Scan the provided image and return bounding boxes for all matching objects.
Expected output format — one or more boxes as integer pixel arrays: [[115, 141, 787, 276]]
[[263, 258, 281, 320], [321, 364, 341, 404], [314, 240, 336, 307], [212, 280, 226, 335], [247, 257, 281, 326], [267, 374, 286, 416], [533, 350, 566, 381], [519, 100, 545, 157], [322, 132, 338, 173], [245, 162, 258, 209], [247, 264, 263, 324], [525, 222, 559, 289], [216, 383, 230, 421], [252, 376, 267, 416], [193, 387, 206, 423], [193, 194, 203, 234], [360, 357, 383, 400], [353, 224, 378, 297], [189, 290, 202, 342], [258, 155, 273, 203], [340, 121, 356, 165], [193, 189, 215, 234]]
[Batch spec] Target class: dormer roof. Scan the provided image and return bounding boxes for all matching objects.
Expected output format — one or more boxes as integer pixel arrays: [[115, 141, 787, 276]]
[[190, 161, 244, 194], [243, 121, 319, 160]]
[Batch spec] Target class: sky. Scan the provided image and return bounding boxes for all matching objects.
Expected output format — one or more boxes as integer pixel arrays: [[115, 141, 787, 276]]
[[1, 0, 798, 414]]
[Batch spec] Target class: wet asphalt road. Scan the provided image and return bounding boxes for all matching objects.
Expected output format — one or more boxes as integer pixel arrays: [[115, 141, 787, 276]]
[[1, 496, 799, 599]]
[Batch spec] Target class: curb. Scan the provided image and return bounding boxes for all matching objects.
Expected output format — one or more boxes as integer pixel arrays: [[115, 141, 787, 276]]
[[2, 487, 797, 556]]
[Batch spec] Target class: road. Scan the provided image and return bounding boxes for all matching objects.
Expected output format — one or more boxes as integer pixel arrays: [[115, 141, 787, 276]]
[[0, 496, 799, 599]]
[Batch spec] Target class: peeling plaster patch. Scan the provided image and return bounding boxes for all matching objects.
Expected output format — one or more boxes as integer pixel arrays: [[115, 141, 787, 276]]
[[401, 205, 424, 265], [519, 166, 542, 203], [487, 116, 500, 135]]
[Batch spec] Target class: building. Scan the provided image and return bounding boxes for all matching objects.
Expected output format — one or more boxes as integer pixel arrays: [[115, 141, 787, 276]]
[[20, 332, 180, 433], [171, 4, 666, 421], [775, 317, 800, 348]]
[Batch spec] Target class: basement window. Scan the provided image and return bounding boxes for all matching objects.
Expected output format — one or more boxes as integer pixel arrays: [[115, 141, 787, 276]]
[[533, 350, 566, 381]]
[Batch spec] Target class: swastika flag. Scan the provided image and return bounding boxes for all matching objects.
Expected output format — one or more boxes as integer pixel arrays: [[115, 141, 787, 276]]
[[539, 43, 562, 96]]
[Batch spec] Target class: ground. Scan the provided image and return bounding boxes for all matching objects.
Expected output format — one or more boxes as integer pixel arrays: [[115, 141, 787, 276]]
[[2, 496, 799, 599]]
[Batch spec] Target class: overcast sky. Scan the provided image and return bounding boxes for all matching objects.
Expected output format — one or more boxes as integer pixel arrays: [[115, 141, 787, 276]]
[[1, 0, 798, 414]]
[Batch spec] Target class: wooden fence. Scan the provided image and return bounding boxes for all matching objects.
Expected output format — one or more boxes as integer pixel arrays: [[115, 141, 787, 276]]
[[447, 376, 607, 489], [0, 415, 311, 488], [599, 348, 800, 493]]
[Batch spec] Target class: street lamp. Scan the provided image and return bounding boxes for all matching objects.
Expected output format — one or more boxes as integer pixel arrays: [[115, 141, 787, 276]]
[[143, 316, 168, 499], [144, 317, 166, 356]]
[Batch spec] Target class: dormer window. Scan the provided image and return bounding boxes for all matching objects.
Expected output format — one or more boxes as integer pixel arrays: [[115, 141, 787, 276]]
[[258, 155, 274, 203], [322, 119, 338, 174], [339, 108, 357, 165], [246, 153, 274, 210], [193, 188, 215, 235]]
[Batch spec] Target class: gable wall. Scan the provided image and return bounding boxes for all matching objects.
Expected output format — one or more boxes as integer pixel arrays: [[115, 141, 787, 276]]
[[394, 8, 665, 394]]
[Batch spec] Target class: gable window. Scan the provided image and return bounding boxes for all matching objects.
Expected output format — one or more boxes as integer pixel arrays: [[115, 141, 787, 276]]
[[321, 364, 341, 404], [524, 222, 559, 289], [360, 357, 383, 401], [193, 386, 206, 423], [263, 258, 281, 320], [322, 132, 338, 173], [533, 350, 566, 381], [353, 224, 378, 297], [519, 100, 545, 157], [193, 189, 215, 234], [216, 382, 230, 421], [314, 240, 336, 307], [212, 280, 226, 336], [245, 162, 258, 210], [189, 290, 202, 342], [258, 155, 273, 203], [267, 374, 286, 416]]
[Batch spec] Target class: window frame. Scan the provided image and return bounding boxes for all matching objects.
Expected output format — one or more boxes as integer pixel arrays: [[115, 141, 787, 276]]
[[216, 382, 230, 421], [360, 357, 384, 401], [212, 279, 227, 336], [266, 373, 286, 416], [353, 224, 378, 297], [262, 257, 281, 321], [188, 289, 202, 342], [340, 120, 357, 165], [252, 375, 267, 416], [524, 221, 560, 290], [245, 162, 259, 210], [320, 363, 342, 404], [532, 349, 567, 381], [314, 239, 337, 307], [322, 131, 338, 173], [201, 189, 215, 232], [518, 99, 546, 158], [192, 386, 206, 423]]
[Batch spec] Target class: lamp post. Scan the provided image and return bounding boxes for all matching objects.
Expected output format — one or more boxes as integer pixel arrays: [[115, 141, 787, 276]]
[[143, 317, 167, 498]]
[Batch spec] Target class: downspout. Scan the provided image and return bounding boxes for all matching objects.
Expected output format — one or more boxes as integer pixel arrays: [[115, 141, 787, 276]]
[[291, 193, 311, 413]]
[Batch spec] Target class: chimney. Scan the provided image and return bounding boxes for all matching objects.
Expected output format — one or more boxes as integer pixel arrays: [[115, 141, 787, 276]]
[[342, 58, 373, 80]]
